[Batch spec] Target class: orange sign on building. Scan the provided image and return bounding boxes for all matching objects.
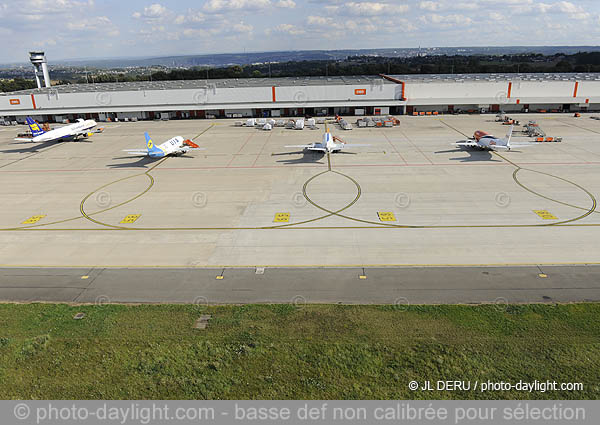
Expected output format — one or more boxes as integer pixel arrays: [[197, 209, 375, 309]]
[[9, 99, 20, 105], [354, 89, 366, 95]]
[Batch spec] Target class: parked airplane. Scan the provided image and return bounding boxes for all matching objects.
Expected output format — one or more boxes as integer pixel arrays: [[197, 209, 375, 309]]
[[123, 132, 203, 158], [455, 126, 518, 151], [285, 129, 369, 153], [14, 117, 98, 142]]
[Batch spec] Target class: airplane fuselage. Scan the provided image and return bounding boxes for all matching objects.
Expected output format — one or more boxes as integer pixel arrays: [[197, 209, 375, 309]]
[[307, 132, 344, 153], [32, 119, 97, 142], [150, 136, 187, 158], [477, 136, 507, 150]]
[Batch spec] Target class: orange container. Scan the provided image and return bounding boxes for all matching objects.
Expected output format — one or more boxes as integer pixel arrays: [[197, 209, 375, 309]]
[[433, 111, 439, 115]]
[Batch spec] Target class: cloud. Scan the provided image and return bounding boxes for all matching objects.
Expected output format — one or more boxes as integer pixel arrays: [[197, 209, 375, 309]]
[[132, 3, 171, 20], [419, 1, 478, 12], [538, 1, 590, 20], [174, 10, 206, 24], [203, 0, 271, 13], [419, 1, 442, 11], [420, 13, 473, 27], [267, 23, 305, 35], [66, 16, 119, 36], [2, 0, 600, 64], [276, 0, 296, 8], [326, 2, 409, 16], [232, 21, 253, 33]]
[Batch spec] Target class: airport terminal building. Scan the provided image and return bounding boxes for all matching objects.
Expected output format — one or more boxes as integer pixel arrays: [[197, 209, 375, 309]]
[[1, 73, 600, 123]]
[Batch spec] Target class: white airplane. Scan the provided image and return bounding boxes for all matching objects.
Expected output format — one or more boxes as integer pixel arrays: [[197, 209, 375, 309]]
[[455, 126, 524, 151], [285, 129, 369, 153], [123, 132, 203, 158], [15, 117, 98, 142]]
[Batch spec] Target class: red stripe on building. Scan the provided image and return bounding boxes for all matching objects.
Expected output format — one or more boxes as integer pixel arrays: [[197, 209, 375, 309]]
[[31, 94, 37, 109], [507, 82, 512, 98], [378, 74, 406, 101], [573, 81, 579, 98], [272, 86, 276, 102]]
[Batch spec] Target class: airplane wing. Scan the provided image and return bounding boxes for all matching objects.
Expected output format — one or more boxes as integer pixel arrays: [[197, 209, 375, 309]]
[[306, 147, 327, 152], [509, 142, 543, 147], [344, 144, 371, 147], [13, 137, 33, 142], [123, 149, 148, 156], [455, 140, 479, 148], [285, 144, 314, 148]]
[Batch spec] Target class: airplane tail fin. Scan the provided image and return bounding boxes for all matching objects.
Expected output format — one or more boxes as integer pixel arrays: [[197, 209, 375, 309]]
[[145, 132, 162, 155], [505, 125, 514, 149], [183, 139, 200, 148], [26, 117, 45, 137]]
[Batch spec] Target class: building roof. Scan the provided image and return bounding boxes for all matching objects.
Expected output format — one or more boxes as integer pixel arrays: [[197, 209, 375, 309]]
[[390, 72, 600, 83], [4, 72, 600, 96], [1, 75, 393, 95]]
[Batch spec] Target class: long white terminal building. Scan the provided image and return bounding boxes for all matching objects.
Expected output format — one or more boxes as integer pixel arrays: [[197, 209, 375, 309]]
[[1, 73, 599, 123]]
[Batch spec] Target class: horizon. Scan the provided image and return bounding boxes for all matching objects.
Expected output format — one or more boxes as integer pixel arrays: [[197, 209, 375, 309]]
[[3, 45, 600, 67]]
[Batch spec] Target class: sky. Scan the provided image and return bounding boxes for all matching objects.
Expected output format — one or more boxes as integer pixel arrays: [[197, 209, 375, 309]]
[[1, 0, 600, 63]]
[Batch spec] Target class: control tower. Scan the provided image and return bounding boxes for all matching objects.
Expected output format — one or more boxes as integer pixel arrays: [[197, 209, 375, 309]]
[[29, 51, 51, 88]]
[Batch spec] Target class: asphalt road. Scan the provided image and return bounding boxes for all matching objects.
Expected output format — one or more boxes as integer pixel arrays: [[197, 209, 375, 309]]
[[0, 265, 599, 305]]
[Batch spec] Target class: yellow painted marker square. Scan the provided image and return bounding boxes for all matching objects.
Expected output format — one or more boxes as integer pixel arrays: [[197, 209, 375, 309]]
[[377, 212, 396, 222], [120, 214, 141, 224], [274, 212, 290, 223], [22, 215, 46, 224], [533, 210, 557, 220]]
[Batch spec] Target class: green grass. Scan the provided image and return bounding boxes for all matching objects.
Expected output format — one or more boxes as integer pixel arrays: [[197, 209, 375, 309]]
[[0, 303, 599, 399]]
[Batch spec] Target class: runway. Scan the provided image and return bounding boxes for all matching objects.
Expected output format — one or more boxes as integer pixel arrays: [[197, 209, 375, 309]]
[[1, 265, 599, 304]]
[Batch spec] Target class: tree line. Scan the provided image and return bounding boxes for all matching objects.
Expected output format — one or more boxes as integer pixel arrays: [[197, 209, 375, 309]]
[[82, 52, 600, 83]]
